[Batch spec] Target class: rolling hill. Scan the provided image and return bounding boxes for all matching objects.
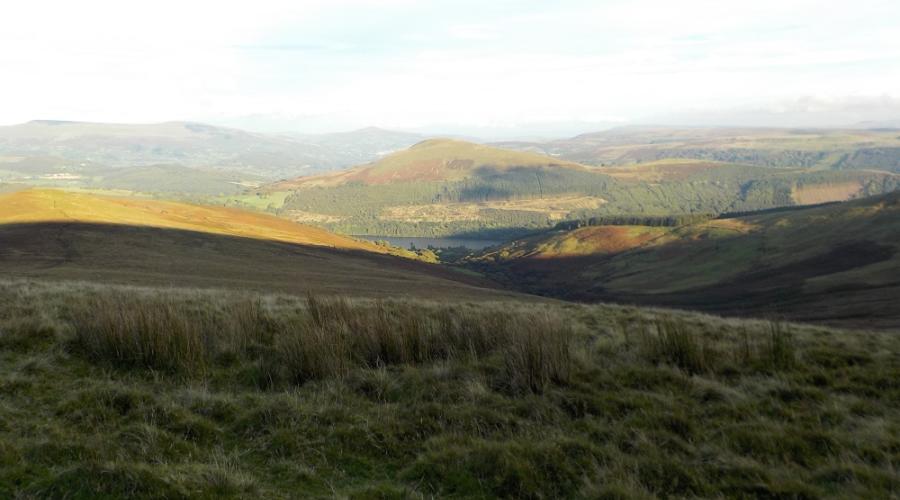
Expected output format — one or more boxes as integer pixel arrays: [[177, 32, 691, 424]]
[[472, 192, 900, 329], [0, 155, 258, 195], [0, 120, 428, 183], [0, 189, 384, 250], [0, 189, 523, 300], [264, 139, 615, 238], [494, 126, 900, 171], [268, 138, 587, 189], [259, 138, 898, 239]]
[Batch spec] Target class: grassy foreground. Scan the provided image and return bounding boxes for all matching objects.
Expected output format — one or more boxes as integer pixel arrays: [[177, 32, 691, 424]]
[[1, 280, 898, 498]]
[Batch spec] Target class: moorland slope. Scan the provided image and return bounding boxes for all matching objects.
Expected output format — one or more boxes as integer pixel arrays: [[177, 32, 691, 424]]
[[474, 192, 900, 329], [1, 281, 898, 498], [0, 189, 520, 300]]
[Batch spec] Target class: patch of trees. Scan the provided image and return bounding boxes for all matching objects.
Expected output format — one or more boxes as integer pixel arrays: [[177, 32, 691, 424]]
[[834, 148, 900, 173], [554, 213, 714, 231], [273, 166, 899, 238]]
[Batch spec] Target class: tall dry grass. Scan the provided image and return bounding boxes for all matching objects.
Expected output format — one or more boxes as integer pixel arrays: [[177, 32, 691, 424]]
[[70, 297, 210, 374], [634, 317, 797, 374], [67, 294, 575, 392]]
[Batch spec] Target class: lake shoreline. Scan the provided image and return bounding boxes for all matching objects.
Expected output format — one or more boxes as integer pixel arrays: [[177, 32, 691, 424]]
[[352, 235, 505, 250]]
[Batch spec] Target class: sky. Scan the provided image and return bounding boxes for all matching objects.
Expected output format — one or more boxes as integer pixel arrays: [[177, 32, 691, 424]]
[[1, 0, 899, 135]]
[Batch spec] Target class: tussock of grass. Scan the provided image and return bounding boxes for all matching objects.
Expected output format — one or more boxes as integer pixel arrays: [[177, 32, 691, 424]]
[[67, 293, 574, 393], [636, 319, 714, 374], [1, 279, 898, 498], [70, 297, 211, 375], [633, 318, 798, 375]]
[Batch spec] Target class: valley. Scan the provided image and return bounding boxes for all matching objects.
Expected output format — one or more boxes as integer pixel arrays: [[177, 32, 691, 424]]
[[3, 123, 898, 327], [1, 121, 898, 499], [5, 3, 900, 497], [241, 131, 897, 240]]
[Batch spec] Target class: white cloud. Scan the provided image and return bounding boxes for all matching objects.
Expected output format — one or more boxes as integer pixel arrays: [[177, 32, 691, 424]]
[[0, 0, 898, 130]]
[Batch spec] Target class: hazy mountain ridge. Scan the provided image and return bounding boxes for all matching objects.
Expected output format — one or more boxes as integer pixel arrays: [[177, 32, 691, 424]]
[[492, 127, 900, 171], [0, 121, 426, 184]]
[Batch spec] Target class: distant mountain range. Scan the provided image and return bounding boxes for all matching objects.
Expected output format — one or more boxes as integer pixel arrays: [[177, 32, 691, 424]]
[[0, 120, 424, 181], [3, 121, 899, 235], [492, 126, 900, 171]]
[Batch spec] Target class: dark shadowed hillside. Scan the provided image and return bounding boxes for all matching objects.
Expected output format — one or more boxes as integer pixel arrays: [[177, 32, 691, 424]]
[[0, 189, 521, 300], [473, 192, 900, 329]]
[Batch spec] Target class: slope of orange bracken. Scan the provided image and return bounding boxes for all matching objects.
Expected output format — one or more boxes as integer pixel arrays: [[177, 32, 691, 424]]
[[0, 189, 388, 253]]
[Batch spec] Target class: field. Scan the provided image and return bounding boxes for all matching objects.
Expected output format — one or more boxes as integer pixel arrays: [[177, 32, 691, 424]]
[[1, 280, 898, 498]]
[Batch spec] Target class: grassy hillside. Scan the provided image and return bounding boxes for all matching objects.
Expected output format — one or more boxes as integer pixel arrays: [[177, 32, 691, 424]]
[[262, 139, 617, 238], [0, 156, 261, 196], [0, 189, 384, 251], [268, 138, 586, 189], [1, 280, 898, 497], [473, 192, 900, 329], [0, 189, 523, 299]]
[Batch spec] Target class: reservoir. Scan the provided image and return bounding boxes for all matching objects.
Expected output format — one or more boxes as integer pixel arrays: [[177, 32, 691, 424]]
[[353, 235, 504, 250]]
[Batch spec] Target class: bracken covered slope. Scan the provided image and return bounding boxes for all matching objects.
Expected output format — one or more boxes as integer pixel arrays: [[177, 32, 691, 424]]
[[473, 192, 900, 329], [0, 189, 526, 301]]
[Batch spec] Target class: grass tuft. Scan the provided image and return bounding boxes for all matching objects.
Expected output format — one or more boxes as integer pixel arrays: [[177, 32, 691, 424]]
[[637, 319, 714, 374]]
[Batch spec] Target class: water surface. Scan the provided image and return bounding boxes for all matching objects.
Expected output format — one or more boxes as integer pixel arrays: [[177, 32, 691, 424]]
[[354, 235, 504, 250]]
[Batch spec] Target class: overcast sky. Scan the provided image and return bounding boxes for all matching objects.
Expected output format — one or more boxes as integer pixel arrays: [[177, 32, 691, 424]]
[[1, 0, 899, 133]]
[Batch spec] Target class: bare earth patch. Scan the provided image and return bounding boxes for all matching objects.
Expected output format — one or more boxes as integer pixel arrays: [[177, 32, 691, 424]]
[[791, 181, 861, 205]]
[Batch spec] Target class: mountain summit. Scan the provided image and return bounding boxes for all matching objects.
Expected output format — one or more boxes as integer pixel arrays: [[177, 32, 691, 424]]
[[268, 138, 585, 189]]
